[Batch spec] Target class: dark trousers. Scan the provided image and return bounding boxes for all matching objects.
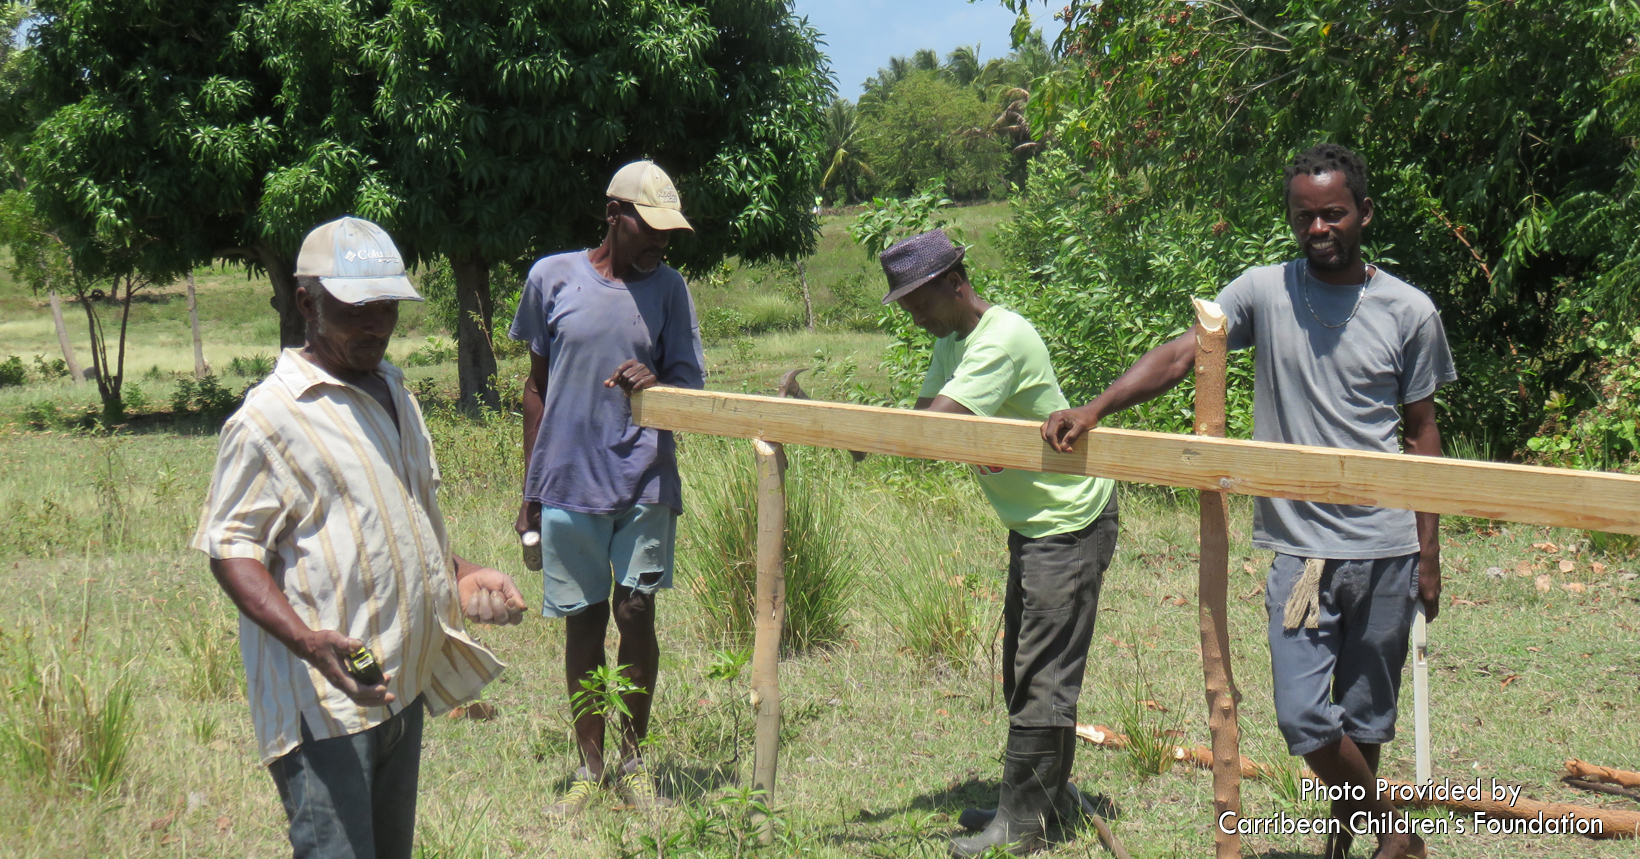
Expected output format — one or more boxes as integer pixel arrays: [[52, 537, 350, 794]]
[[1003, 495, 1119, 728], [268, 696, 425, 859]]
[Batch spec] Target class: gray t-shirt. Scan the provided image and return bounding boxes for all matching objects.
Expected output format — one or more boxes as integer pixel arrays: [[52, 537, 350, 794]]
[[1215, 260, 1457, 559], [508, 251, 706, 514]]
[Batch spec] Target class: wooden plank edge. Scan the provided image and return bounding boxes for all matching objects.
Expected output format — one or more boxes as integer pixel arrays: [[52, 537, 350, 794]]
[[633, 387, 1640, 536]]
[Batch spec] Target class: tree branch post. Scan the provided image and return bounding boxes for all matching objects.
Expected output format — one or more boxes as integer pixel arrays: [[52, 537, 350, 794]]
[[750, 437, 787, 844], [1193, 297, 1242, 859], [187, 271, 207, 379], [47, 286, 83, 383]]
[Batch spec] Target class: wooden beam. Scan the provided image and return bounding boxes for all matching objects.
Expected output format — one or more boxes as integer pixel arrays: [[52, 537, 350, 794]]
[[632, 387, 1640, 536]]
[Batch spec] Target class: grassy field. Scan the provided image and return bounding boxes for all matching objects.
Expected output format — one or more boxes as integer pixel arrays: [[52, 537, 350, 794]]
[[1, 206, 1638, 858]]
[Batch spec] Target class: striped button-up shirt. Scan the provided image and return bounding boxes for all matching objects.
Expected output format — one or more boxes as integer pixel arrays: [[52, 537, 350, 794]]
[[192, 348, 503, 764]]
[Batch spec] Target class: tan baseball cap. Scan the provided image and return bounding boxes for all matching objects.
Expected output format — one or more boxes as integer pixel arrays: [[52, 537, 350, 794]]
[[607, 161, 693, 232], [294, 216, 423, 304]]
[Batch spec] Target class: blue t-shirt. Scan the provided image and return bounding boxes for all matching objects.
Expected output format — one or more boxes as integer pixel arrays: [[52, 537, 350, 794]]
[[508, 251, 706, 514]]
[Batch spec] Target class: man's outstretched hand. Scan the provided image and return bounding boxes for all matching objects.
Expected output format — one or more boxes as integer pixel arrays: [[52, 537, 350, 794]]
[[1041, 404, 1101, 453], [459, 568, 529, 625], [606, 359, 657, 394]]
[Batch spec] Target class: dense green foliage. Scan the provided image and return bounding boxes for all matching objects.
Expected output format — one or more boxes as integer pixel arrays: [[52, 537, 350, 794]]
[[12, 0, 833, 410], [821, 34, 1058, 204], [989, 0, 1640, 453], [857, 71, 1008, 200]]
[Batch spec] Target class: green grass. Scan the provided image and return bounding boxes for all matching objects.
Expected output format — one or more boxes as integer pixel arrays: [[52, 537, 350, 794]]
[[1, 203, 1638, 856]]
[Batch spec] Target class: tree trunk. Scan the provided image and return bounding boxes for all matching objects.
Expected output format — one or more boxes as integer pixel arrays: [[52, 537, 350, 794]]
[[750, 438, 787, 844], [1192, 297, 1241, 859], [798, 261, 814, 332], [253, 240, 304, 348], [450, 254, 499, 414], [187, 272, 207, 379], [47, 286, 84, 383]]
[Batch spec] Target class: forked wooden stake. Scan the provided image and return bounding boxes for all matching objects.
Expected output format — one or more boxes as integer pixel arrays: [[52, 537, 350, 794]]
[[750, 438, 787, 843], [1192, 298, 1243, 859]]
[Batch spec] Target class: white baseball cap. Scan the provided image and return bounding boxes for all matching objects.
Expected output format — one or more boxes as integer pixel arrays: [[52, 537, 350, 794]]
[[606, 161, 693, 232], [294, 216, 423, 304]]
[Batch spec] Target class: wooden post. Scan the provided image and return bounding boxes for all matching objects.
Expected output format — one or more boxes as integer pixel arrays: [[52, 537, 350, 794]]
[[749, 437, 787, 843], [187, 272, 207, 379], [798, 261, 814, 332], [48, 287, 84, 383], [1193, 298, 1242, 859]]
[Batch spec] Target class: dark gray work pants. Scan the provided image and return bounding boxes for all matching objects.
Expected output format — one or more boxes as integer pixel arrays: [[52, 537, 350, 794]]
[[1003, 495, 1119, 728], [268, 696, 424, 859]]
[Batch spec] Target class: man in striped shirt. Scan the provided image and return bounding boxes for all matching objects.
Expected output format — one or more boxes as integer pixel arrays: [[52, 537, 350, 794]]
[[193, 217, 527, 859]]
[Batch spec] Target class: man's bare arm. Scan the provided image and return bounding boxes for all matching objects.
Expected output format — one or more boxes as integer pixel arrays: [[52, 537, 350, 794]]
[[1041, 328, 1199, 452], [209, 557, 394, 706], [1402, 395, 1444, 621], [516, 350, 549, 535], [915, 395, 974, 415]]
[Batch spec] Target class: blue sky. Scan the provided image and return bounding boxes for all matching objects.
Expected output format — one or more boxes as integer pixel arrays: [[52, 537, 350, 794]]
[[792, 0, 1066, 98]]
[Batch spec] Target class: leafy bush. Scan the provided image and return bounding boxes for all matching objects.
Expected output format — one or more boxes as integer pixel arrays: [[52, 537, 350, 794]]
[[683, 440, 855, 654], [1009, 0, 1640, 452], [823, 272, 884, 331], [403, 336, 458, 367], [0, 355, 25, 388], [1526, 322, 1640, 473], [171, 374, 244, 421], [698, 306, 748, 345], [22, 401, 96, 432], [33, 355, 69, 380], [119, 383, 148, 413], [857, 70, 1009, 200]]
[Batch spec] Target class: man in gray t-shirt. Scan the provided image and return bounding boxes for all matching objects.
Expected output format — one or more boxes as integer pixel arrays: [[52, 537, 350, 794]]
[[1043, 144, 1451, 859], [510, 161, 705, 817]]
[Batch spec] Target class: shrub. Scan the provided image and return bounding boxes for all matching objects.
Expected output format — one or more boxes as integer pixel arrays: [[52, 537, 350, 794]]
[[0, 355, 25, 388], [683, 440, 855, 653], [120, 382, 148, 413], [171, 374, 244, 421], [33, 355, 70, 380], [403, 336, 458, 367], [698, 306, 748, 345]]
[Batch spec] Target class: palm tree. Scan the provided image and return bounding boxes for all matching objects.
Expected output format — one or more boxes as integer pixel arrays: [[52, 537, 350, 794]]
[[819, 98, 874, 204]]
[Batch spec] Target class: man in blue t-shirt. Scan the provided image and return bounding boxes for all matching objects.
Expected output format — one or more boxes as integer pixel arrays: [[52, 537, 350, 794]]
[[509, 161, 705, 816], [1043, 144, 1454, 859]]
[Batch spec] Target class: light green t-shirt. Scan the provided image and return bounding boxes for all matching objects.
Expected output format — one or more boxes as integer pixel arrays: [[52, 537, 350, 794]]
[[918, 307, 1114, 538]]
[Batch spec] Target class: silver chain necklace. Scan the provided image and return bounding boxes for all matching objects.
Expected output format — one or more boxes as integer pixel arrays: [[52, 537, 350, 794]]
[[1301, 261, 1374, 329]]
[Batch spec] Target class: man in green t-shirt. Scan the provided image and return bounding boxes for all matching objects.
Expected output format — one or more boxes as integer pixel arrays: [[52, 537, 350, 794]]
[[882, 229, 1119, 857]]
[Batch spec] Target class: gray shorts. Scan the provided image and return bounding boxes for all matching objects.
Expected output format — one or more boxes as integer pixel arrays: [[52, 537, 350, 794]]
[[1264, 553, 1418, 756]]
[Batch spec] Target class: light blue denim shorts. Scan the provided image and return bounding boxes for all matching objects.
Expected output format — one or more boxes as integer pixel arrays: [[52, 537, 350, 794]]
[[539, 503, 677, 618]]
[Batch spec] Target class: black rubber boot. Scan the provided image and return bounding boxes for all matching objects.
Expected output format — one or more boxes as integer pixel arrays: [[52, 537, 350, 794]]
[[958, 726, 1101, 832], [950, 728, 1060, 857]]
